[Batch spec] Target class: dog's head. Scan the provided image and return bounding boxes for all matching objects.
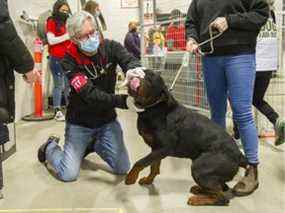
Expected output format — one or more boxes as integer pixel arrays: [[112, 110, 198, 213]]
[[127, 69, 177, 109]]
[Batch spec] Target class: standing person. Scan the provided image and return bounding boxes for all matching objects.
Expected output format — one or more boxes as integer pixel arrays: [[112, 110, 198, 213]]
[[166, 9, 186, 51], [83, 0, 107, 34], [146, 28, 155, 55], [233, 2, 285, 146], [186, 0, 269, 196], [153, 25, 165, 49], [37, 11, 142, 182], [124, 20, 141, 60], [0, 0, 39, 198], [46, 0, 71, 121]]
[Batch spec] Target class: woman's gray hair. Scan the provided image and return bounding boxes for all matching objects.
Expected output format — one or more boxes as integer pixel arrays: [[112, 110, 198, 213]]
[[66, 10, 96, 40]]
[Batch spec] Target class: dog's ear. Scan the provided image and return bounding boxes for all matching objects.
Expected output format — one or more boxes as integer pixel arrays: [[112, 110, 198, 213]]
[[161, 86, 177, 109]]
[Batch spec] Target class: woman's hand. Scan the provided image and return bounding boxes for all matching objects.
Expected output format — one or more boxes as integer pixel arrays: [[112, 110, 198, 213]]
[[186, 38, 199, 53], [210, 17, 228, 33]]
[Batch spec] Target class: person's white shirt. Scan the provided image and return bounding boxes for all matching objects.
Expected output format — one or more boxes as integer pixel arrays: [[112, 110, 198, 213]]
[[256, 17, 278, 72]]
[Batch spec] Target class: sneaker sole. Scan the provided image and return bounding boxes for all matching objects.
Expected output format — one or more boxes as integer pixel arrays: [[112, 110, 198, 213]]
[[38, 146, 47, 163], [233, 183, 259, 197]]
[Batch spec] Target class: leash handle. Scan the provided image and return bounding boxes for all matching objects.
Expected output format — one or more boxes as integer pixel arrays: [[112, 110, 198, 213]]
[[198, 26, 223, 56]]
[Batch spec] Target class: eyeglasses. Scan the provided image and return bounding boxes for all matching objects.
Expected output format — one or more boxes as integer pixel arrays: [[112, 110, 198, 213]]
[[76, 30, 99, 42]]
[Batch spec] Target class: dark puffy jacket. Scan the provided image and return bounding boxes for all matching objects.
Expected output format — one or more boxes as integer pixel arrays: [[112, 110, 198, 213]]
[[185, 0, 269, 56], [61, 39, 141, 128], [0, 0, 34, 123], [124, 31, 141, 59]]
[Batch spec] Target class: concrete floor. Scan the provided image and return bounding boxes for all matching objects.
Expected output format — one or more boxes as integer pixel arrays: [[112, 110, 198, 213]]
[[0, 109, 285, 213]]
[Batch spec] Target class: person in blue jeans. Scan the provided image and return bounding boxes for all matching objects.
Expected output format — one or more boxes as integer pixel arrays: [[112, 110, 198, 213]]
[[49, 56, 70, 121], [186, 0, 269, 196], [46, 0, 72, 121], [38, 11, 142, 182], [232, 5, 285, 146]]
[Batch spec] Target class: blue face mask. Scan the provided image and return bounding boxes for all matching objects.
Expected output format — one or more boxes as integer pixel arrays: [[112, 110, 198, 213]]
[[79, 33, 100, 54]]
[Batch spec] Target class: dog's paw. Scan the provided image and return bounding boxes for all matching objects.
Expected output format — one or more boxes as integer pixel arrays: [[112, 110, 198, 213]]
[[139, 177, 154, 185], [187, 195, 229, 206], [187, 195, 212, 206], [190, 185, 207, 195], [125, 166, 143, 185], [125, 173, 138, 185], [125, 176, 137, 185]]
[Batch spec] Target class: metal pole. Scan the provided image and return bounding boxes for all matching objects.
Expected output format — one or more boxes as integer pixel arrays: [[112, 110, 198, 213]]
[[78, 0, 81, 12], [139, 0, 145, 63], [280, 10, 284, 76], [140, 17, 186, 28], [153, 0, 157, 27]]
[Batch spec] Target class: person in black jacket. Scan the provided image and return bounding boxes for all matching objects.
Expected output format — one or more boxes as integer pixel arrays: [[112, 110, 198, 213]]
[[185, 0, 269, 196], [124, 20, 141, 59], [0, 0, 39, 199], [37, 11, 142, 182]]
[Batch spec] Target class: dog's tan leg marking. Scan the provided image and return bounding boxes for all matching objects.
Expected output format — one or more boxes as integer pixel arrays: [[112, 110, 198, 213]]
[[187, 191, 229, 206], [125, 165, 143, 185], [139, 160, 161, 185]]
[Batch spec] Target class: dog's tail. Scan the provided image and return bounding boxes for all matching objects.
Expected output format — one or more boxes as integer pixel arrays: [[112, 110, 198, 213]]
[[238, 153, 248, 169]]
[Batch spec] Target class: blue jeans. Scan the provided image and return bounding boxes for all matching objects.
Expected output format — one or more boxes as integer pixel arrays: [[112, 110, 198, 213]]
[[202, 54, 259, 164], [49, 56, 69, 108], [45, 120, 130, 182]]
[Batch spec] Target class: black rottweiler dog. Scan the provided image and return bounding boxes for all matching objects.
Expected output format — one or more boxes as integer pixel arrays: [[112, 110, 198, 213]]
[[125, 69, 247, 206]]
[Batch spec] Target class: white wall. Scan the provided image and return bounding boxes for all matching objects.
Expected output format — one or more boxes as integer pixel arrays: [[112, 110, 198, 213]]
[[156, 0, 191, 14], [97, 0, 139, 43]]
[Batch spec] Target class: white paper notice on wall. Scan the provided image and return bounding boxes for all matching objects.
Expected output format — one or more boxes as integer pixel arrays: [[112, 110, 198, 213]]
[[256, 18, 278, 72], [121, 0, 139, 8]]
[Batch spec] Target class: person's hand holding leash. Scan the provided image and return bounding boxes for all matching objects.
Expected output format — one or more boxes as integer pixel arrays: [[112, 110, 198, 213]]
[[186, 38, 199, 53], [210, 17, 228, 33]]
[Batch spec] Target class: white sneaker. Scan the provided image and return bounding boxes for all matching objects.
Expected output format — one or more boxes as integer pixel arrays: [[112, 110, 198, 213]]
[[275, 118, 285, 146], [54, 110, 65, 122]]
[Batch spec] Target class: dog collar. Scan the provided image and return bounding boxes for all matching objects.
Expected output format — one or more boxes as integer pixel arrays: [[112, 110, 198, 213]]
[[126, 97, 145, 113]]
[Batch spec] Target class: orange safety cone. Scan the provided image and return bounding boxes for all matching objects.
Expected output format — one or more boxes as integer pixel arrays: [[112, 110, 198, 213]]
[[34, 38, 43, 117], [22, 38, 54, 121]]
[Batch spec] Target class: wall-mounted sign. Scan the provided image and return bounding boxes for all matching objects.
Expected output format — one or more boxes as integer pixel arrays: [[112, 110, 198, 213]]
[[121, 0, 139, 8], [144, 0, 154, 25]]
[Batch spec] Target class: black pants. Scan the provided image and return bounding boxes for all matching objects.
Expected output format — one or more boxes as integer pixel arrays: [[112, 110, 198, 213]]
[[0, 121, 7, 190], [233, 71, 279, 138]]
